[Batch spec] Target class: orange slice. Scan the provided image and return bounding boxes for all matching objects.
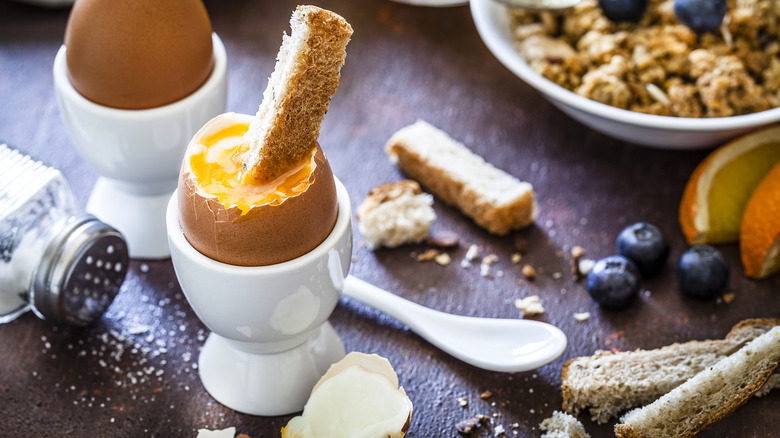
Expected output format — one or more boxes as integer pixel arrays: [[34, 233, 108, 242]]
[[679, 126, 780, 245], [740, 162, 780, 278]]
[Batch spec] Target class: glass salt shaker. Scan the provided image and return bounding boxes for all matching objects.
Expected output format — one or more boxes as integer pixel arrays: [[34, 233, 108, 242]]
[[0, 143, 129, 326]]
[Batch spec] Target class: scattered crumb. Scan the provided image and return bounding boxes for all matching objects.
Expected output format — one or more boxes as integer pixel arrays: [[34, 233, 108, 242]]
[[494, 424, 506, 436], [511, 253, 522, 264], [722, 292, 736, 304], [435, 253, 452, 266], [456, 414, 489, 434], [482, 254, 499, 266], [458, 396, 469, 407], [571, 246, 586, 281], [571, 246, 586, 259], [573, 312, 591, 322], [578, 259, 595, 277], [480, 390, 493, 400], [522, 264, 536, 281], [416, 249, 439, 262], [552, 272, 563, 280], [515, 295, 545, 316], [479, 254, 499, 278], [461, 244, 481, 267]]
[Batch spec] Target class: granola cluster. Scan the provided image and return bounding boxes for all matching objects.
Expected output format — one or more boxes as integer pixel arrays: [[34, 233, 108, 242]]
[[511, 0, 780, 117]]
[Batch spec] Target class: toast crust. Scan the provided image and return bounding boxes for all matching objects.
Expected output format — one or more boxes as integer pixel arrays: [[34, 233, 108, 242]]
[[242, 5, 352, 184]]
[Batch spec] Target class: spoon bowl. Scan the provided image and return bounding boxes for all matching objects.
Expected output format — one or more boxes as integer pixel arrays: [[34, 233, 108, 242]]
[[342, 276, 567, 373]]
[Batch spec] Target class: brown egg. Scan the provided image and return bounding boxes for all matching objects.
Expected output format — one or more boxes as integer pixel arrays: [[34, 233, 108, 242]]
[[64, 0, 214, 110], [177, 113, 339, 267]]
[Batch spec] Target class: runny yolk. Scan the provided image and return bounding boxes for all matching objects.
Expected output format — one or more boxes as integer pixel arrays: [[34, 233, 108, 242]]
[[189, 122, 316, 214]]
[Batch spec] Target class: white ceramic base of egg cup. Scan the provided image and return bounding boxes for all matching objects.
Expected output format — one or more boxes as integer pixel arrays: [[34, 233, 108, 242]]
[[166, 178, 353, 416], [53, 33, 228, 259]]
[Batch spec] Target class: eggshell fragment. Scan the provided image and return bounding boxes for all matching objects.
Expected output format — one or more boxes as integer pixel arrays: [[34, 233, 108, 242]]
[[282, 352, 413, 438], [178, 113, 338, 267], [64, 0, 214, 109]]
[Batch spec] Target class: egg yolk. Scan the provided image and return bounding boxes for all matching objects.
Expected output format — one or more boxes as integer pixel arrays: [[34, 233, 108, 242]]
[[189, 122, 316, 213]]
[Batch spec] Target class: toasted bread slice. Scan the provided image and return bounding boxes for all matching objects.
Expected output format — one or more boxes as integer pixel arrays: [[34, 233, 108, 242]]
[[385, 120, 536, 235], [241, 5, 352, 183], [614, 326, 780, 438], [561, 318, 780, 423]]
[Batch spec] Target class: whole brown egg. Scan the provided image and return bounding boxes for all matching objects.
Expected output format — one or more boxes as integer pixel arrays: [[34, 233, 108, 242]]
[[64, 0, 214, 110]]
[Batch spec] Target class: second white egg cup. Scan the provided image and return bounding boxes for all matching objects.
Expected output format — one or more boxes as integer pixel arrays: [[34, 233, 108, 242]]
[[166, 179, 353, 416], [53, 34, 228, 259]]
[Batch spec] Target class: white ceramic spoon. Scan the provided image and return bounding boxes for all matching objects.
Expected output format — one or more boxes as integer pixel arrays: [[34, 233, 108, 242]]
[[342, 276, 567, 373]]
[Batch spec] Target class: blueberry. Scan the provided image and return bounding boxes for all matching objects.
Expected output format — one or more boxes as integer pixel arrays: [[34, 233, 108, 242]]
[[598, 0, 649, 22], [586, 255, 641, 309], [676, 245, 729, 298], [674, 0, 727, 33], [616, 222, 670, 276]]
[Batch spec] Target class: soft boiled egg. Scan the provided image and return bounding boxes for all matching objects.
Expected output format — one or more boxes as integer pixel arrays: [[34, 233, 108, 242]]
[[177, 112, 338, 267]]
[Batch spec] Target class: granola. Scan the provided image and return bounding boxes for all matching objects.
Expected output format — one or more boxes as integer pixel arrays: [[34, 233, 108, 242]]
[[511, 0, 780, 117]]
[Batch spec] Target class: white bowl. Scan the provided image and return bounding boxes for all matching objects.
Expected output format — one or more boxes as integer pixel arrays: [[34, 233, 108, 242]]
[[470, 0, 780, 149]]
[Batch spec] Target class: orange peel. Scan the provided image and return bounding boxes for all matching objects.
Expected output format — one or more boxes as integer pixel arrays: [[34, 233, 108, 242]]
[[740, 162, 780, 278]]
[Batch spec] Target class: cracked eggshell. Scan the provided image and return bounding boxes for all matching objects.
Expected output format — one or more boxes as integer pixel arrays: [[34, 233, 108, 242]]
[[177, 113, 338, 267], [282, 352, 413, 438]]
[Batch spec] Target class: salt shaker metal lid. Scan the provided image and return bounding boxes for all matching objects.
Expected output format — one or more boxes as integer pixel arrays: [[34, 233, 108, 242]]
[[31, 214, 128, 326]]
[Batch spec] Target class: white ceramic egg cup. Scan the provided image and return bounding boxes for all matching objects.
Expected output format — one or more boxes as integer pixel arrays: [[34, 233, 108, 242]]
[[53, 33, 228, 259], [166, 178, 352, 416]]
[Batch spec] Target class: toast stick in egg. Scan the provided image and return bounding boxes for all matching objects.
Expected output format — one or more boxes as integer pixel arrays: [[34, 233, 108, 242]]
[[240, 5, 353, 184]]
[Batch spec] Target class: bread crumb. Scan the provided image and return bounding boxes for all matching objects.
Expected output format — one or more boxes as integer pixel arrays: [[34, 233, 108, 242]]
[[416, 249, 439, 262], [722, 292, 736, 304], [511, 253, 522, 264], [461, 244, 481, 267], [435, 253, 452, 266], [539, 411, 590, 438], [578, 259, 595, 277], [480, 390, 493, 400], [456, 414, 489, 434], [458, 396, 469, 407], [571, 246, 587, 281], [574, 312, 591, 322], [522, 264, 536, 280], [515, 295, 545, 316], [483, 254, 499, 265], [357, 180, 436, 249]]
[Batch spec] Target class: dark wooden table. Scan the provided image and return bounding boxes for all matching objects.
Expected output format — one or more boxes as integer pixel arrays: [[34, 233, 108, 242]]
[[1, 1, 778, 437]]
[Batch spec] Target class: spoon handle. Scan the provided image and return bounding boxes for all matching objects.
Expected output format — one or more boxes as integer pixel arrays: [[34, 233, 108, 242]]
[[342, 275, 436, 330]]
